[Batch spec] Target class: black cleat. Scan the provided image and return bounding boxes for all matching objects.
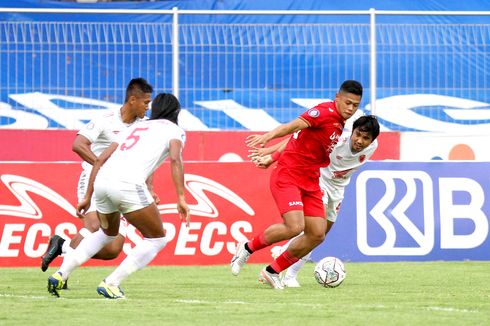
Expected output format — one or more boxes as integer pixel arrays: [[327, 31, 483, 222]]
[[62, 279, 69, 290], [41, 235, 65, 272]]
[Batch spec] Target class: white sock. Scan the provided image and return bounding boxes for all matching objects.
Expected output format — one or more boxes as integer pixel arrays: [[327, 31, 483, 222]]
[[61, 239, 73, 254], [118, 218, 128, 237], [284, 251, 311, 279], [58, 229, 115, 280], [105, 237, 167, 286]]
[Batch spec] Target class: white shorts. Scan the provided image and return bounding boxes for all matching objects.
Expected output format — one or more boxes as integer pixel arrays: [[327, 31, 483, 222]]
[[77, 169, 97, 213], [94, 176, 154, 215], [320, 186, 343, 223]]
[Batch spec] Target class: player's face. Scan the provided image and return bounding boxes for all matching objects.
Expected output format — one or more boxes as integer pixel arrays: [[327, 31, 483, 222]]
[[130, 93, 152, 118], [350, 128, 373, 153], [335, 91, 361, 120]]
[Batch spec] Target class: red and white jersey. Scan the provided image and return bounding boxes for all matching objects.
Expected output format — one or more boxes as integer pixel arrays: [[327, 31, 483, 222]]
[[320, 131, 378, 202], [278, 101, 344, 190], [98, 119, 186, 184], [77, 108, 144, 170]]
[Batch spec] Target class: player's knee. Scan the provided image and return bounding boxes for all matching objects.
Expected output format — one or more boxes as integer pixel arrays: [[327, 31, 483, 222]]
[[84, 219, 100, 232], [286, 224, 304, 238], [311, 232, 326, 245]]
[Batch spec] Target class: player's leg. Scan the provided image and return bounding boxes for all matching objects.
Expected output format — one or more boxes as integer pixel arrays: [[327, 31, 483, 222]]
[[283, 211, 336, 286], [99, 203, 166, 299], [231, 209, 304, 276], [71, 210, 126, 260], [260, 189, 326, 289], [231, 167, 304, 276], [47, 211, 120, 297]]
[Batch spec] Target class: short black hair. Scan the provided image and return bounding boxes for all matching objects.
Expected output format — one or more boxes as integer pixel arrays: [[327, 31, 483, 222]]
[[125, 78, 153, 102], [150, 93, 181, 124], [352, 115, 380, 140], [339, 80, 363, 97]]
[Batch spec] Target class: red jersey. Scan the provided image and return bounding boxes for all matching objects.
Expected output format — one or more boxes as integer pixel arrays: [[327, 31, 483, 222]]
[[277, 101, 345, 190]]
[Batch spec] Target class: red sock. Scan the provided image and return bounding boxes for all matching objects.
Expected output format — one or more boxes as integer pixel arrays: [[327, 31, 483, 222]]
[[270, 250, 300, 274], [247, 232, 269, 252]]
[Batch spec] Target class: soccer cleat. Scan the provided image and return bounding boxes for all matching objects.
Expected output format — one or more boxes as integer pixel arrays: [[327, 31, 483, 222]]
[[282, 277, 301, 288], [97, 280, 126, 299], [230, 241, 251, 276], [47, 272, 65, 297], [41, 235, 65, 272], [62, 279, 69, 290], [259, 268, 284, 290]]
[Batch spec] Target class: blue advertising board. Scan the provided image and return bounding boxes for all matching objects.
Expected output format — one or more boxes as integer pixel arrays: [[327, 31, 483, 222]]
[[312, 162, 490, 262]]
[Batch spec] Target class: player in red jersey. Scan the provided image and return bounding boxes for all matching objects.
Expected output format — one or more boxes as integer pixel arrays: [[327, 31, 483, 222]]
[[230, 80, 363, 289]]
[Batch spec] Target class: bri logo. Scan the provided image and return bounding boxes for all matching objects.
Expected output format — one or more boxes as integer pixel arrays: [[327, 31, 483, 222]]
[[355, 169, 488, 256], [288, 201, 303, 207]]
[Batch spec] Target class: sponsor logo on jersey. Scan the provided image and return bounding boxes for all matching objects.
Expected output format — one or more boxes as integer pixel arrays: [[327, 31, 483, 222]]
[[288, 201, 303, 207], [359, 154, 366, 163]]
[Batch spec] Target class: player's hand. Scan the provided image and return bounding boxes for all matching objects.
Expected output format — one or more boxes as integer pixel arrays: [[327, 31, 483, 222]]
[[150, 190, 161, 205], [247, 146, 274, 158], [177, 198, 190, 228], [245, 134, 268, 148], [76, 197, 91, 219], [251, 154, 274, 169]]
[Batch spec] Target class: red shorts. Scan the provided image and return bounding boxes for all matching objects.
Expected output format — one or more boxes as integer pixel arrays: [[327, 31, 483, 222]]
[[270, 165, 325, 218]]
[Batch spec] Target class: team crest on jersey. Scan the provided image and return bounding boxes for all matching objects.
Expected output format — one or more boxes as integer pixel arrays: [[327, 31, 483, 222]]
[[359, 155, 366, 163], [307, 108, 320, 118]]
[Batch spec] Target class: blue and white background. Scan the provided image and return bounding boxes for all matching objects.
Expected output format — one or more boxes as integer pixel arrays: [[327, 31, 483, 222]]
[[1, 0, 490, 133], [312, 162, 490, 261]]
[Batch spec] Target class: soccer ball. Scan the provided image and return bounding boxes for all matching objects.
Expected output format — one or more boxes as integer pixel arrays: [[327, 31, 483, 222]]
[[314, 256, 346, 288]]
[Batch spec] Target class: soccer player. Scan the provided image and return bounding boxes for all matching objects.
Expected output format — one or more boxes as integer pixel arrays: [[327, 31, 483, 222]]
[[47, 92, 190, 299], [252, 115, 379, 287], [231, 80, 362, 289], [41, 78, 154, 274]]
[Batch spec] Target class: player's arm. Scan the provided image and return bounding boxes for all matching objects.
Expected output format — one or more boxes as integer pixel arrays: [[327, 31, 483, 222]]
[[169, 139, 190, 227], [245, 117, 309, 149], [145, 173, 160, 205], [76, 142, 118, 218], [249, 137, 289, 169], [72, 134, 97, 165]]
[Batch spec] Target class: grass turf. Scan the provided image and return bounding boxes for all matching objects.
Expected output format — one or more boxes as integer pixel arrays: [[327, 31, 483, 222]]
[[1, 261, 489, 325]]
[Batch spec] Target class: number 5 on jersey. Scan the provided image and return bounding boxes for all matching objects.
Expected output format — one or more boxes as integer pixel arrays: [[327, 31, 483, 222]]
[[120, 127, 149, 151]]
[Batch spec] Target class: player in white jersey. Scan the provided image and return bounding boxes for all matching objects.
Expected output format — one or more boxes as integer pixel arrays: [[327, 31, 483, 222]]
[[251, 115, 379, 287], [47, 93, 190, 299], [41, 78, 154, 275]]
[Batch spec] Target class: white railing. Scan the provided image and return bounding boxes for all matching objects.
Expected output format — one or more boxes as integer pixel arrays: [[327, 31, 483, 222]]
[[1, 8, 489, 130]]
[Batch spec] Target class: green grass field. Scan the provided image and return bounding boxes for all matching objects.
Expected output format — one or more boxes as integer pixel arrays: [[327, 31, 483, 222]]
[[1, 262, 489, 325]]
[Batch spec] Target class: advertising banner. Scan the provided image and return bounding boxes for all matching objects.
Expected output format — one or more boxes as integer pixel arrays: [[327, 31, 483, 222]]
[[0, 130, 400, 161], [312, 162, 490, 262], [2, 161, 488, 267], [0, 162, 280, 267]]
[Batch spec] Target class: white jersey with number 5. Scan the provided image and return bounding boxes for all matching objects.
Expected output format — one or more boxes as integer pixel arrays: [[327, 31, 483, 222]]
[[98, 119, 186, 184], [77, 108, 144, 171], [320, 131, 378, 204]]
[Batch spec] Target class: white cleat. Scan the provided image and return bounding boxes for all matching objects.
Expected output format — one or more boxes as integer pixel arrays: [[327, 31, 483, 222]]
[[230, 241, 251, 276], [282, 277, 301, 288], [259, 268, 284, 290]]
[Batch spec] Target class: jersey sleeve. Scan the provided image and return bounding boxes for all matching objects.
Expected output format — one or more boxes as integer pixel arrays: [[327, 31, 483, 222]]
[[77, 117, 106, 143], [168, 124, 186, 147], [299, 103, 333, 128]]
